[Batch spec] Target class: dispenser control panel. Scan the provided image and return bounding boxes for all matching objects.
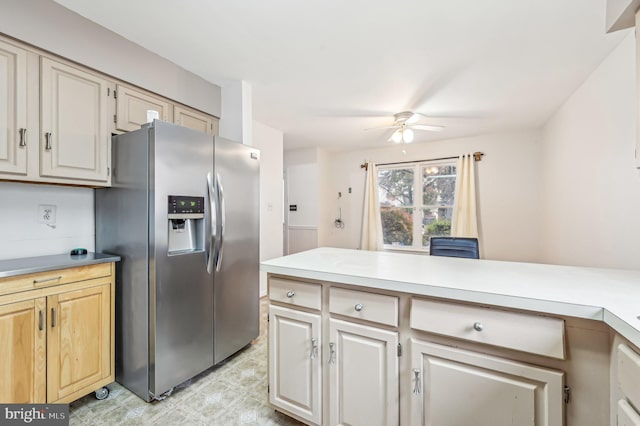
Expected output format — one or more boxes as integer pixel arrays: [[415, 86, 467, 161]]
[[168, 195, 205, 214]]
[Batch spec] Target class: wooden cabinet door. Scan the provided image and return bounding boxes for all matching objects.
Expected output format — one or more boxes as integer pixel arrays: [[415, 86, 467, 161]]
[[47, 283, 111, 402], [410, 339, 564, 426], [0, 298, 46, 403], [40, 57, 110, 182], [174, 104, 218, 135], [269, 305, 322, 425], [116, 84, 172, 132], [0, 39, 28, 176], [329, 318, 399, 426]]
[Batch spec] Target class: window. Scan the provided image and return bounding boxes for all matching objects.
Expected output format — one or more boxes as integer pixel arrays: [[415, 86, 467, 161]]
[[377, 161, 456, 250]]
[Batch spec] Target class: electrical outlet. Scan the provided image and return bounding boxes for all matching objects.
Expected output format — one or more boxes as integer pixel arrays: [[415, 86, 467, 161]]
[[38, 204, 57, 225]]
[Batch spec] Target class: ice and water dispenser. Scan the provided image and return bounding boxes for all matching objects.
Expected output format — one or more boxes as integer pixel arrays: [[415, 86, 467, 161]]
[[167, 195, 205, 254]]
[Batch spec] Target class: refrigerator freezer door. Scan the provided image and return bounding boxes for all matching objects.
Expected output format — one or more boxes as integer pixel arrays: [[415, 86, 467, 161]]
[[150, 121, 215, 396], [213, 137, 260, 364]]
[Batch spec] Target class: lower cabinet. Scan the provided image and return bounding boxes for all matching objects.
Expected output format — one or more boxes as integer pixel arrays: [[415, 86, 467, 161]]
[[410, 339, 564, 426], [47, 283, 112, 403], [0, 298, 46, 403], [328, 318, 399, 426], [0, 264, 115, 403], [616, 343, 640, 425], [269, 305, 322, 425]]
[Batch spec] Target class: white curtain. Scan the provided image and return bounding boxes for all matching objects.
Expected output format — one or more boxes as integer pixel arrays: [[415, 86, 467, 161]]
[[360, 162, 384, 250], [451, 154, 479, 238]]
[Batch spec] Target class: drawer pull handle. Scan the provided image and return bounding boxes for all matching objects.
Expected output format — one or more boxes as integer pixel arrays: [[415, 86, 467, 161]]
[[286, 291, 295, 298], [473, 322, 484, 332], [19, 128, 27, 147], [311, 338, 318, 360], [413, 369, 421, 395], [354, 303, 364, 312], [33, 275, 62, 284], [38, 310, 44, 331], [45, 132, 53, 150], [51, 308, 57, 328], [329, 342, 336, 365]]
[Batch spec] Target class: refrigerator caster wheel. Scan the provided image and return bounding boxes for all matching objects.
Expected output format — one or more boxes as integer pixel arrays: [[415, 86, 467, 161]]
[[95, 387, 109, 400]]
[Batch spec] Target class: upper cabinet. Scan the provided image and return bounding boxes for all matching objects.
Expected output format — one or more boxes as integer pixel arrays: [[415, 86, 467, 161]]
[[115, 84, 172, 132], [174, 104, 219, 135], [115, 85, 219, 135], [0, 39, 29, 176], [606, 0, 640, 32], [40, 58, 111, 183], [0, 34, 220, 188]]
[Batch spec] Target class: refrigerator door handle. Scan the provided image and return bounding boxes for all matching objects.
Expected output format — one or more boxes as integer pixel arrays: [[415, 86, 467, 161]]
[[206, 172, 216, 273], [215, 173, 225, 272]]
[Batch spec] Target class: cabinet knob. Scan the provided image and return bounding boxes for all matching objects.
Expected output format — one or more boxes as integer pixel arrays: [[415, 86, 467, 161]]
[[286, 291, 295, 298], [473, 322, 484, 332], [354, 303, 364, 312]]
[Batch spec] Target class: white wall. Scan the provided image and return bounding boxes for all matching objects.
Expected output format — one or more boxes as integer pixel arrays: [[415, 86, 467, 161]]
[[253, 121, 284, 297], [0, 182, 94, 260], [318, 131, 543, 262], [540, 33, 640, 270], [284, 148, 321, 254]]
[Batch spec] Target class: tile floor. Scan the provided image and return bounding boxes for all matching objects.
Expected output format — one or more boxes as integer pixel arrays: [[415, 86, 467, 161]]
[[69, 297, 304, 425]]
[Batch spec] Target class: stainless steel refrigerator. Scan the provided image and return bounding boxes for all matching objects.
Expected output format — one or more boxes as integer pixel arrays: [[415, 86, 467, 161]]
[[96, 120, 259, 402]]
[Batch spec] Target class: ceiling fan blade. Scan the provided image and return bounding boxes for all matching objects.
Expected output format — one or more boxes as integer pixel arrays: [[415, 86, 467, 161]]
[[412, 124, 444, 132], [365, 125, 399, 131]]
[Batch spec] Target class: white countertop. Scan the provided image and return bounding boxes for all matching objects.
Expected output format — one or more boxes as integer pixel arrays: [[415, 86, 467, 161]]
[[261, 247, 640, 348]]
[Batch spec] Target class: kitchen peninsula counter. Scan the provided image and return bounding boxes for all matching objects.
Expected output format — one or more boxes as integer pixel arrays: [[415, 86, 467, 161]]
[[0, 252, 121, 278], [261, 247, 640, 349]]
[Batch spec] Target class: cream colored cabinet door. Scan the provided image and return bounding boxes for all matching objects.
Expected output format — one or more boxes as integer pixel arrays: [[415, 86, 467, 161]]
[[47, 283, 111, 403], [174, 104, 218, 135], [269, 305, 322, 425], [40, 57, 110, 183], [0, 298, 46, 403], [0, 39, 28, 176], [116, 84, 172, 132], [618, 399, 640, 426], [410, 339, 564, 426], [328, 318, 399, 426]]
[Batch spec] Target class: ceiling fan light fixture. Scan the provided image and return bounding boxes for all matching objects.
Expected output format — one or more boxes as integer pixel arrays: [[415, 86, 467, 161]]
[[391, 129, 403, 143], [402, 128, 414, 143]]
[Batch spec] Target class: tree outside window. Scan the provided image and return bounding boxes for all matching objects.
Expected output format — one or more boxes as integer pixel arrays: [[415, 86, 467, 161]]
[[378, 161, 456, 250]]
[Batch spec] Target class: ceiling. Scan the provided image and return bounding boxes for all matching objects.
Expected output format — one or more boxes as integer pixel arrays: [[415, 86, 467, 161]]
[[54, 0, 628, 152]]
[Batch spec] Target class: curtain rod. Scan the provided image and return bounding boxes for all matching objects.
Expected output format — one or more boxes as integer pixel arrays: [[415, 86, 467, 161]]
[[360, 151, 484, 171]]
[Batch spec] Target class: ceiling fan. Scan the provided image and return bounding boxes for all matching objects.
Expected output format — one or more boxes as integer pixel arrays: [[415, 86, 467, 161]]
[[370, 111, 444, 143]]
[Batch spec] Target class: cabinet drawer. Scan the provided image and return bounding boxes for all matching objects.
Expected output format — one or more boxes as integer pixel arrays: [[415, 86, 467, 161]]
[[618, 344, 640, 410], [411, 298, 565, 359], [329, 287, 398, 327], [269, 278, 321, 310], [0, 263, 112, 296]]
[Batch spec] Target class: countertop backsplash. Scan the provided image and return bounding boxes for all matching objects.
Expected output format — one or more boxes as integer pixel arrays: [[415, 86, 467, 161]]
[[0, 182, 95, 260]]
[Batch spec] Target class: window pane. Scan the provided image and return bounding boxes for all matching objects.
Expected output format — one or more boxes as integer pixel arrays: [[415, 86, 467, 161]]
[[378, 168, 414, 207], [422, 165, 456, 206], [422, 207, 452, 246], [381, 207, 413, 246]]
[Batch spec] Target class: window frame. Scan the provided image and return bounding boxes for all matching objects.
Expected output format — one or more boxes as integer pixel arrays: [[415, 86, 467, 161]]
[[377, 159, 457, 252]]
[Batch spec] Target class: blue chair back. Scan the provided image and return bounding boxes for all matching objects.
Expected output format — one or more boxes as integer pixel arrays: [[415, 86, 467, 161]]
[[429, 237, 479, 259]]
